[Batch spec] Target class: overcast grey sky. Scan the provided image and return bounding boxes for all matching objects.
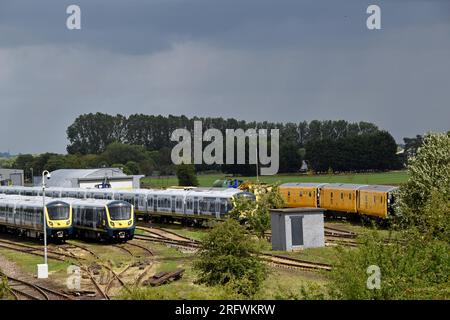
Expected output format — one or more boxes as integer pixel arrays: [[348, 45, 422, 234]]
[[0, 0, 449, 154]]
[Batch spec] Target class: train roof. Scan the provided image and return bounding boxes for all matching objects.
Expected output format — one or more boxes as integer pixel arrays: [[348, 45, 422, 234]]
[[358, 185, 399, 192], [0, 195, 67, 207], [320, 183, 368, 190], [57, 197, 131, 207], [280, 183, 329, 188]]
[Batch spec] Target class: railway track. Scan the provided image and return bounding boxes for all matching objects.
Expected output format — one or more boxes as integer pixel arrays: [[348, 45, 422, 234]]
[[134, 234, 199, 251], [126, 241, 154, 256], [325, 236, 358, 247], [1, 272, 72, 300], [136, 225, 199, 243], [324, 226, 357, 239], [261, 253, 332, 272], [0, 239, 80, 262]]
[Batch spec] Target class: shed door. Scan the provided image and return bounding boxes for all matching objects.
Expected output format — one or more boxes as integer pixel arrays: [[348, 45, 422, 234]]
[[291, 216, 304, 246]]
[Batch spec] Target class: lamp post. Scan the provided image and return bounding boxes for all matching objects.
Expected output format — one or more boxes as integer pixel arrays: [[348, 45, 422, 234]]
[[37, 170, 51, 279]]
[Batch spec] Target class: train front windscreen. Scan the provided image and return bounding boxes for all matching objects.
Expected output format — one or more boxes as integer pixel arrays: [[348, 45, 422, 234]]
[[46, 201, 70, 220], [108, 202, 132, 220]]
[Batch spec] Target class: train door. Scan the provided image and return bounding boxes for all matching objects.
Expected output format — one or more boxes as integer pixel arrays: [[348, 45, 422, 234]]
[[171, 196, 175, 213], [193, 197, 199, 215]]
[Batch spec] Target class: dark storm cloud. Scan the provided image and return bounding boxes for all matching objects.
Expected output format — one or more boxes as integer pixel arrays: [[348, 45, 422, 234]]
[[0, 0, 449, 153]]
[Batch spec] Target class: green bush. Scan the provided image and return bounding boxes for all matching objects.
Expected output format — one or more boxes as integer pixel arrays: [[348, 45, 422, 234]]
[[0, 276, 12, 300], [176, 164, 199, 186], [193, 219, 267, 297], [326, 231, 449, 300]]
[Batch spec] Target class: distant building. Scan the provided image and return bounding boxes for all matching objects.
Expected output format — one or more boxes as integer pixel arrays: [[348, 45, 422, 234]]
[[0, 168, 24, 186], [43, 168, 143, 189]]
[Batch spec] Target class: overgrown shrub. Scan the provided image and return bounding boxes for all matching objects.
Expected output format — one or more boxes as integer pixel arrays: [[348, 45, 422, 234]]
[[193, 219, 267, 297]]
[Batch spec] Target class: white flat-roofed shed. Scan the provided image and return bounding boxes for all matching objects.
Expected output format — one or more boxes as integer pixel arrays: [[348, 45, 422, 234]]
[[45, 168, 143, 189], [270, 207, 325, 251]]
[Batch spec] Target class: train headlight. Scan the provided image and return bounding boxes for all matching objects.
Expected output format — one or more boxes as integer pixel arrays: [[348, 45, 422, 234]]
[[128, 220, 132, 225], [49, 221, 53, 226], [66, 220, 70, 225], [111, 221, 115, 227]]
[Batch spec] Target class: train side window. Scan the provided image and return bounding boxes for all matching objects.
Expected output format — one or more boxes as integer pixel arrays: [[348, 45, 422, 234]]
[[349, 193, 352, 200], [287, 191, 290, 197], [330, 192, 333, 198], [340, 193, 343, 199], [308, 192, 312, 197]]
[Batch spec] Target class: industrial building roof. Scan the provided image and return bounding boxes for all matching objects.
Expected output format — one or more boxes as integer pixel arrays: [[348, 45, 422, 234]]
[[47, 168, 127, 188]]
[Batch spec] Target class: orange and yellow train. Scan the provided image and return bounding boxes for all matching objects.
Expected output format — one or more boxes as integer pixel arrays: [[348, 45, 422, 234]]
[[279, 183, 398, 219]]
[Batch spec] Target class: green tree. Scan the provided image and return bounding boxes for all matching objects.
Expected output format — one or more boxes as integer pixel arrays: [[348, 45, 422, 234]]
[[229, 184, 285, 238], [102, 142, 147, 165], [194, 219, 267, 297], [67, 112, 126, 154], [125, 161, 140, 175], [396, 132, 450, 243], [176, 164, 199, 186], [45, 155, 67, 172], [13, 154, 34, 173]]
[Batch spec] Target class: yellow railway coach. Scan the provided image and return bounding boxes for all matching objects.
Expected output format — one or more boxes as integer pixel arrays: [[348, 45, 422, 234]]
[[318, 184, 365, 213], [278, 183, 327, 208], [357, 185, 398, 218]]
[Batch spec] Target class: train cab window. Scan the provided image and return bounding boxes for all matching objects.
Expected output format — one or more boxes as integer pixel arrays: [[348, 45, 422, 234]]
[[47, 202, 70, 220], [108, 202, 131, 220]]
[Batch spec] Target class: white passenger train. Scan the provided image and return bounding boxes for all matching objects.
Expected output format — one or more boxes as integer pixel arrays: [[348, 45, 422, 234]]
[[0, 194, 73, 240], [0, 186, 255, 223]]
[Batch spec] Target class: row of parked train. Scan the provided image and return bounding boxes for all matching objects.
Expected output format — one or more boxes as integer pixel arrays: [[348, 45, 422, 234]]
[[0, 194, 135, 242], [0, 186, 255, 241], [0, 182, 396, 242], [278, 183, 398, 219]]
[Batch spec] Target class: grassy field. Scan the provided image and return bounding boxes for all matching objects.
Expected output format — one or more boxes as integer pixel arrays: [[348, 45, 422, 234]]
[[141, 171, 408, 188]]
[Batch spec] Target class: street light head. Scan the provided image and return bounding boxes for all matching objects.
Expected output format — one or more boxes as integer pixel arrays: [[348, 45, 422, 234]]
[[46, 173, 51, 179]]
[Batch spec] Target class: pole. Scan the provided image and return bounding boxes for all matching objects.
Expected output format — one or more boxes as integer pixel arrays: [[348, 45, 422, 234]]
[[42, 171, 48, 266], [255, 127, 259, 182]]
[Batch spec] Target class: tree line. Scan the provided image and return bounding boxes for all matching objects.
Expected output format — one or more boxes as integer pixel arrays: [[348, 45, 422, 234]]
[[64, 113, 401, 175], [9, 113, 404, 178]]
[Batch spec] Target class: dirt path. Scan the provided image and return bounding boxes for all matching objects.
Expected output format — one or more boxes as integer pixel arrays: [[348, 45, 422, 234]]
[[0, 252, 78, 299]]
